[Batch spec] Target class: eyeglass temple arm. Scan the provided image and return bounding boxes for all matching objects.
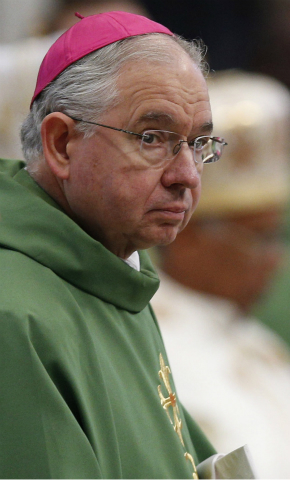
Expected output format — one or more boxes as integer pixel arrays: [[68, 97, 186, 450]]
[[68, 115, 144, 138], [213, 137, 228, 146]]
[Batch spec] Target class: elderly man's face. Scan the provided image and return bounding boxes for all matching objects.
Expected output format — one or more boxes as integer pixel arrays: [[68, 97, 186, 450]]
[[64, 46, 212, 258]]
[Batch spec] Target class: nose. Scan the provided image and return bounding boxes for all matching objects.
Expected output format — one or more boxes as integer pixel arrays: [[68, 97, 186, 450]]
[[161, 143, 202, 189]]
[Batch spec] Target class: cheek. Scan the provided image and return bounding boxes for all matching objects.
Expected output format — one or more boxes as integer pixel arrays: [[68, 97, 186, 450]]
[[114, 169, 162, 203], [180, 183, 201, 227], [93, 174, 152, 227], [190, 182, 202, 212]]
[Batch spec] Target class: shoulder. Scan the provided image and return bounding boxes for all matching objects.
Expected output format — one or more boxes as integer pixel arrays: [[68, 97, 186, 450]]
[[0, 248, 66, 306], [0, 248, 82, 340]]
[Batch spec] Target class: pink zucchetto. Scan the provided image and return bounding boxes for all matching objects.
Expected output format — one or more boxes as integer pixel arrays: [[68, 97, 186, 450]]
[[31, 11, 174, 106]]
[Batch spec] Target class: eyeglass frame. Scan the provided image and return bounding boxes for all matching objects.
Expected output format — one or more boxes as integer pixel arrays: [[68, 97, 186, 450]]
[[67, 114, 227, 164]]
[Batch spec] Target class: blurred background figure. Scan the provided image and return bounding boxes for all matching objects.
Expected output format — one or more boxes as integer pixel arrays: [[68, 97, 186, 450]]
[[151, 70, 290, 479], [0, 0, 149, 160], [252, 230, 290, 348], [251, 1, 290, 347]]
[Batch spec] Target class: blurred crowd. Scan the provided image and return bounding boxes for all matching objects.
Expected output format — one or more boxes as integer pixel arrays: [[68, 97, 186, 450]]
[[2, 0, 290, 478]]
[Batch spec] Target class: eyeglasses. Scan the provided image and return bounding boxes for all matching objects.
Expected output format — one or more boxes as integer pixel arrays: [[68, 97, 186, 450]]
[[68, 115, 227, 165]]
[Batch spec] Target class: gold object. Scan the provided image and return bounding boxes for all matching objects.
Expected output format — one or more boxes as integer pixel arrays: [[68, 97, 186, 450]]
[[158, 353, 184, 446], [158, 353, 198, 479], [185, 452, 199, 479]]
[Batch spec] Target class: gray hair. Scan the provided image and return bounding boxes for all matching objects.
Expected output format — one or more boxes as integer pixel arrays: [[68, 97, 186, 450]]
[[21, 33, 208, 167]]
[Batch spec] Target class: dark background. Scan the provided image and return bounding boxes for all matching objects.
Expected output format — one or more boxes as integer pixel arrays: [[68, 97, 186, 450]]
[[142, 0, 290, 89]]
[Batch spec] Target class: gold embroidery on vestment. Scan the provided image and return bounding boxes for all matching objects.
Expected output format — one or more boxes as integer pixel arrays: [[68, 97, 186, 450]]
[[158, 353, 184, 446], [185, 452, 199, 479], [157, 353, 199, 479]]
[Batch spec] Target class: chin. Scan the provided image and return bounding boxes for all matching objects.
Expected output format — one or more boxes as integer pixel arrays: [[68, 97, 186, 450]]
[[135, 222, 186, 250], [152, 227, 180, 248]]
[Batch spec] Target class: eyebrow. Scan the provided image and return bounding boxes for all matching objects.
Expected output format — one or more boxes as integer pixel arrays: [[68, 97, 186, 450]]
[[136, 112, 214, 135], [136, 112, 176, 126], [200, 121, 214, 134]]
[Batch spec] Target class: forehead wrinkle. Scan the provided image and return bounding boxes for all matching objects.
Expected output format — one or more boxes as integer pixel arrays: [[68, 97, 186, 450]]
[[116, 59, 211, 134]]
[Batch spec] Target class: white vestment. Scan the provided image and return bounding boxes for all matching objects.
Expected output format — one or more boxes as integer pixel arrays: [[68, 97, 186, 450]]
[[152, 273, 290, 479]]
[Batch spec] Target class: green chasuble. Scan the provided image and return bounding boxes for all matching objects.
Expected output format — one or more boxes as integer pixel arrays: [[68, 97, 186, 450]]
[[0, 159, 215, 479]]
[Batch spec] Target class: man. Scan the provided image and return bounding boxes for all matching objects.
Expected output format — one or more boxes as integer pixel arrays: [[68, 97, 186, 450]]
[[152, 70, 290, 479], [0, 11, 229, 479]]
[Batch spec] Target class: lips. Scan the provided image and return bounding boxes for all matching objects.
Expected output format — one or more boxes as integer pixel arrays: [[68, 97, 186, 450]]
[[162, 207, 187, 214], [149, 205, 188, 223], [153, 203, 189, 214]]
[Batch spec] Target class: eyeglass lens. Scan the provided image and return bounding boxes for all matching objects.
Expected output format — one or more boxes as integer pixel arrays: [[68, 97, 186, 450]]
[[140, 131, 225, 164]]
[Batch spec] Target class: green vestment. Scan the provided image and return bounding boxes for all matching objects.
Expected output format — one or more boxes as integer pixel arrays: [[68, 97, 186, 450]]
[[0, 159, 215, 479]]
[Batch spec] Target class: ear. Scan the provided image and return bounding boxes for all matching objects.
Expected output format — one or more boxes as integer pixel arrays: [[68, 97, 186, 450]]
[[41, 112, 76, 180]]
